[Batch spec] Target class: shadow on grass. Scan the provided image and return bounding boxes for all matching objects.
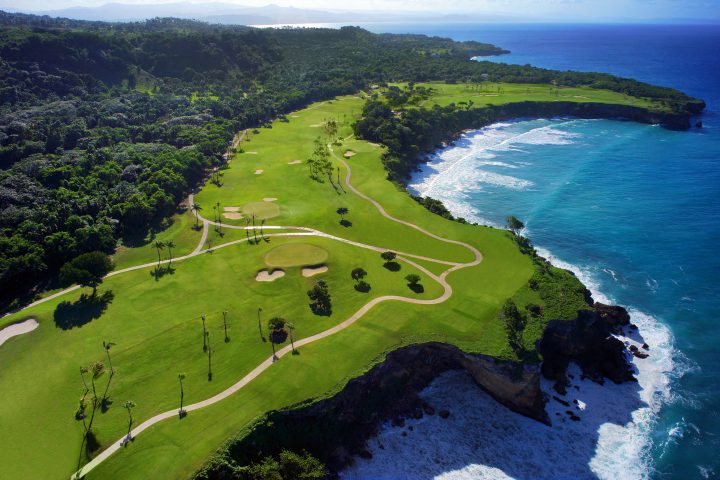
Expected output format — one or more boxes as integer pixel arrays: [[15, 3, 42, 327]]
[[269, 330, 288, 344], [340, 219, 353, 228], [354, 281, 371, 293], [383, 261, 401, 272], [150, 265, 176, 281], [54, 291, 114, 330], [407, 283, 425, 294]]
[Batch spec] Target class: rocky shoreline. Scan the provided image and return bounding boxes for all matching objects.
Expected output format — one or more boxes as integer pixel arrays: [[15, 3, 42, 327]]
[[195, 295, 643, 478]]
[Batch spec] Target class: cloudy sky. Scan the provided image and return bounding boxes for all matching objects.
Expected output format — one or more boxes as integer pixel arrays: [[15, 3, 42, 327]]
[[4, 0, 720, 22]]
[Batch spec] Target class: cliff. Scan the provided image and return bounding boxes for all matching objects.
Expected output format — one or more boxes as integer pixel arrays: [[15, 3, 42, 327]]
[[481, 100, 706, 130], [194, 302, 637, 478]]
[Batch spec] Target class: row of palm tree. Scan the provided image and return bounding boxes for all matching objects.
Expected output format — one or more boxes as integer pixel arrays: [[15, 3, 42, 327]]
[[152, 240, 176, 269]]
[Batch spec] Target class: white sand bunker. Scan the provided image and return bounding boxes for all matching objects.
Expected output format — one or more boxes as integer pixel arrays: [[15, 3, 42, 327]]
[[302, 265, 328, 277], [224, 206, 240, 212], [344, 150, 356, 158], [287, 160, 302, 165], [223, 212, 243, 220], [0, 318, 39, 347], [263, 197, 277, 202], [256, 269, 285, 282], [255, 169, 264, 175]]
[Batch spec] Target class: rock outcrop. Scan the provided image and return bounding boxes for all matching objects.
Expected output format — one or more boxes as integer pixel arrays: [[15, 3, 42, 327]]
[[539, 302, 635, 389]]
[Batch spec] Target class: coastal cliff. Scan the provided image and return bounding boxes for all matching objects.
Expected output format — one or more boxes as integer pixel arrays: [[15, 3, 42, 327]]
[[194, 301, 636, 478]]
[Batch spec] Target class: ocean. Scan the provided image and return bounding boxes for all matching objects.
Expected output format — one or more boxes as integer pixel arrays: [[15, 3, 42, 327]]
[[342, 24, 720, 479]]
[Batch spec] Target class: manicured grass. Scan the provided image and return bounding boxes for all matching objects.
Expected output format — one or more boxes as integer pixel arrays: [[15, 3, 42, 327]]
[[1, 85, 612, 479], [242, 201, 281, 220], [394, 81, 666, 112], [264, 243, 329, 267]]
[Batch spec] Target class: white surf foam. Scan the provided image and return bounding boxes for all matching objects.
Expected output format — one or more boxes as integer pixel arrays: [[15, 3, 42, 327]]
[[345, 121, 681, 480]]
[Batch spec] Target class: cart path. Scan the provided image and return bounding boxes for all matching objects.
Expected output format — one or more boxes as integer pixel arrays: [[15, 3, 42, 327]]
[[64, 149, 483, 479]]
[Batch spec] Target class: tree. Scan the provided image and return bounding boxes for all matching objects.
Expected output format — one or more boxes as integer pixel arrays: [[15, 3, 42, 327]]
[[191, 203, 202, 230], [222, 310, 229, 343], [257, 307, 265, 342], [201, 315, 207, 352], [306, 137, 332, 182], [86, 361, 105, 433], [287, 322, 297, 354], [323, 118, 338, 139], [123, 400, 136, 442], [336, 207, 348, 221], [101, 341, 116, 407], [153, 240, 165, 267], [501, 299, 527, 353], [177, 373, 186, 417], [206, 331, 212, 381], [351, 267, 367, 282], [268, 317, 287, 360], [307, 280, 332, 316], [165, 240, 175, 268], [405, 274, 421, 286], [103, 341, 116, 375], [505, 216, 525, 236], [59, 252, 114, 297], [381, 251, 397, 263]]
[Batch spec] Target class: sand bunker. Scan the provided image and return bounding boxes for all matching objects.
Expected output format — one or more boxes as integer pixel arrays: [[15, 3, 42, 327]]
[[255, 169, 264, 175], [0, 318, 39, 347], [223, 212, 243, 220], [291, 115, 300, 118], [287, 160, 303, 165], [263, 197, 277, 202], [256, 269, 285, 282], [224, 206, 240, 212], [309, 123, 324, 128], [245, 151, 258, 155], [302, 265, 328, 277], [344, 150, 356, 158]]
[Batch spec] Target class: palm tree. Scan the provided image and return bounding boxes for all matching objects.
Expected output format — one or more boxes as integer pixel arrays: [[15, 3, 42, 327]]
[[206, 331, 212, 381], [201, 315, 207, 352], [252, 214, 258, 243], [153, 240, 165, 268], [103, 340, 116, 375], [257, 307, 265, 342], [260, 218, 267, 242], [165, 240, 175, 268], [222, 310, 229, 343], [216, 202, 222, 234], [191, 203, 202, 230], [177, 373, 186, 416], [287, 322, 297, 354], [245, 218, 252, 244], [87, 361, 105, 432], [123, 400, 136, 442], [79, 366, 90, 396]]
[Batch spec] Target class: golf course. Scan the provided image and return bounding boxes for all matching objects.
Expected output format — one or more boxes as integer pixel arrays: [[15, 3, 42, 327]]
[[0, 84, 671, 479]]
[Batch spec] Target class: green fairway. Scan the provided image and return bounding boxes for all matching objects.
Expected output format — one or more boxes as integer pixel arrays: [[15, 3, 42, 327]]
[[395, 81, 666, 111], [0, 83, 641, 480]]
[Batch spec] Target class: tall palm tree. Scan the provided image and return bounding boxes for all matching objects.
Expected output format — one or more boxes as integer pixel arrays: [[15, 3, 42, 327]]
[[191, 203, 202, 230], [165, 240, 175, 268], [201, 315, 207, 352], [257, 307, 265, 342], [177, 373, 186, 416], [216, 202, 222, 234], [252, 214, 258, 243], [87, 361, 105, 432], [153, 240, 165, 267], [206, 331, 212, 381], [222, 310, 229, 343], [79, 366, 89, 396], [103, 340, 116, 375], [245, 218, 251, 244], [287, 322, 297, 354], [123, 400, 136, 442], [260, 218, 266, 242]]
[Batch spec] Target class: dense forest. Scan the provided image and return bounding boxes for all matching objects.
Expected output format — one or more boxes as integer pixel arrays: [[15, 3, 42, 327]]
[[0, 11, 703, 306]]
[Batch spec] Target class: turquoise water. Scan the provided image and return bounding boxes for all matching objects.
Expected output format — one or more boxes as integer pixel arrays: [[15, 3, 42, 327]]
[[376, 24, 720, 479]]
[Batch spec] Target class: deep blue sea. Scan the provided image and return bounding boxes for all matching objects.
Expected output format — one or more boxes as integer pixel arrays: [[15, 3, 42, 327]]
[[352, 23, 720, 480]]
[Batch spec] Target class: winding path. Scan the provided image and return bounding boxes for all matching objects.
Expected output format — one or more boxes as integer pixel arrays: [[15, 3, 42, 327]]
[[59, 144, 482, 479]]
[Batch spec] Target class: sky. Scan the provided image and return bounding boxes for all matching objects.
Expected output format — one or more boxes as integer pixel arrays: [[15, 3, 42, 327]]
[[3, 0, 720, 22]]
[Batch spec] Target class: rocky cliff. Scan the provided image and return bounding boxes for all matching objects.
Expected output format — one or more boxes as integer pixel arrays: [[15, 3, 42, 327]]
[[195, 302, 637, 478]]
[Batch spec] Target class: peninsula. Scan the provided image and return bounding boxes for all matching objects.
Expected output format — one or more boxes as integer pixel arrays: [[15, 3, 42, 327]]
[[0, 12, 704, 480]]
